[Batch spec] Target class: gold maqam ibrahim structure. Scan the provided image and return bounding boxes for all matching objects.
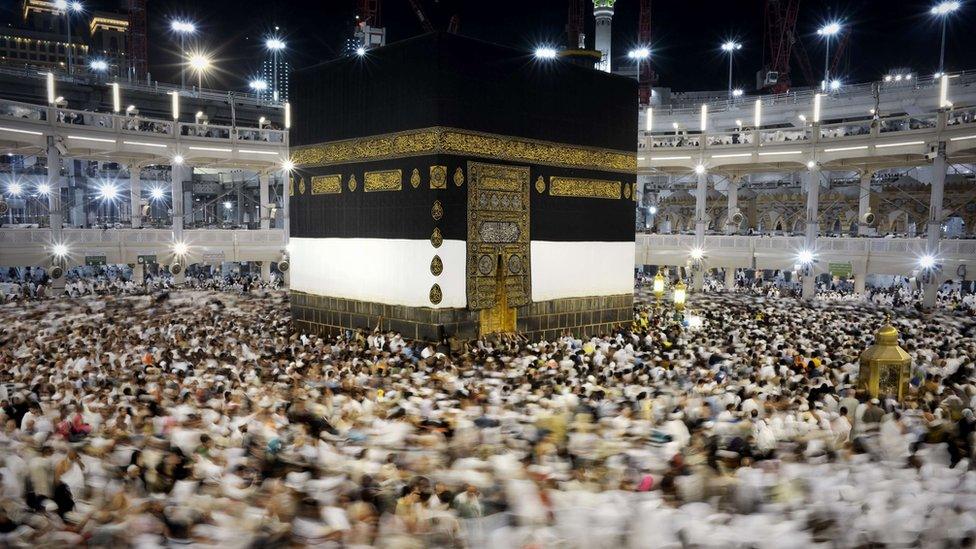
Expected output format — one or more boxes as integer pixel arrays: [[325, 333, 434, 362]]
[[858, 321, 913, 401]]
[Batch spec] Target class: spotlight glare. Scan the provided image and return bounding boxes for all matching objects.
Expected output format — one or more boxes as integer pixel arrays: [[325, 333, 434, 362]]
[[817, 22, 842, 36], [170, 20, 196, 33], [690, 247, 705, 261], [721, 41, 742, 52], [628, 47, 650, 60], [281, 159, 295, 172], [8, 182, 23, 196], [919, 254, 936, 269], [52, 243, 69, 258], [173, 241, 189, 256], [266, 38, 286, 51], [223, 201, 233, 210], [89, 59, 108, 72], [830, 79, 841, 90], [173, 154, 184, 165], [798, 250, 814, 265], [97, 183, 119, 200], [150, 187, 165, 200], [649, 206, 658, 215], [931, 1, 961, 16], [355, 46, 366, 56], [37, 183, 51, 195], [694, 164, 706, 175], [249, 79, 268, 91], [535, 47, 558, 59], [732, 88, 744, 97], [188, 53, 212, 72]]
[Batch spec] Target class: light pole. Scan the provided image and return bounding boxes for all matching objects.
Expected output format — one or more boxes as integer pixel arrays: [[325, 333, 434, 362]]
[[817, 22, 842, 91], [265, 37, 286, 102], [54, 0, 83, 74], [188, 53, 211, 91], [627, 47, 650, 101], [721, 41, 742, 100], [931, 1, 961, 76], [170, 20, 197, 89]]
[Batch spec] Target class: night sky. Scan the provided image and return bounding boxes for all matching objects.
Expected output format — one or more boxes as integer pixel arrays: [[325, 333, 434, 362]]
[[3, 0, 974, 92]]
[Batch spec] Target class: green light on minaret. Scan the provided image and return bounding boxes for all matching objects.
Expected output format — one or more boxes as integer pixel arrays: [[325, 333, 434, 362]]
[[593, 0, 616, 7]]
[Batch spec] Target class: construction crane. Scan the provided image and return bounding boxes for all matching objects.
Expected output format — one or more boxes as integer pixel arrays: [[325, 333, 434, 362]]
[[566, 0, 585, 49], [125, 0, 148, 79], [637, 0, 656, 104], [761, 0, 804, 93], [404, 0, 460, 34], [829, 32, 850, 82], [356, 0, 381, 28], [354, 0, 387, 50], [406, 0, 436, 33]]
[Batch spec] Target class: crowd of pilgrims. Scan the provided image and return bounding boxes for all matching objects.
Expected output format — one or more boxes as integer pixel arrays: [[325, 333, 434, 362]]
[[0, 278, 974, 546], [0, 267, 282, 302]]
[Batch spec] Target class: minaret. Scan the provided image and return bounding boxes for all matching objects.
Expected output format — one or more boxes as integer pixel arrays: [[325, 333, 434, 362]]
[[593, 0, 615, 73]]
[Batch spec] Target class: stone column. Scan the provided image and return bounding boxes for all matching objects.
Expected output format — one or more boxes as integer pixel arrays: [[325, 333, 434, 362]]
[[854, 272, 866, 295], [923, 141, 947, 309], [235, 178, 244, 225], [726, 174, 740, 235], [259, 172, 271, 229], [802, 164, 821, 301], [282, 169, 291, 288], [46, 137, 66, 292], [132, 262, 145, 284], [130, 164, 142, 228], [260, 261, 271, 283], [693, 168, 708, 291], [171, 163, 187, 285], [724, 267, 736, 290], [857, 170, 872, 236]]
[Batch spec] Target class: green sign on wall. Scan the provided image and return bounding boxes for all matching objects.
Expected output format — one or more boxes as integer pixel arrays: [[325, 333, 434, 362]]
[[137, 255, 157, 265], [85, 255, 107, 267], [829, 261, 853, 278]]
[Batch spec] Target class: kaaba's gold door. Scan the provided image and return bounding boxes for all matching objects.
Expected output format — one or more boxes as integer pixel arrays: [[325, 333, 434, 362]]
[[466, 162, 531, 336], [479, 255, 517, 335]]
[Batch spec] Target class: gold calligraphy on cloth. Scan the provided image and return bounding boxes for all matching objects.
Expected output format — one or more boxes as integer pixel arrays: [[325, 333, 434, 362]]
[[549, 176, 622, 199], [310, 174, 342, 195], [291, 127, 636, 174], [364, 169, 403, 192]]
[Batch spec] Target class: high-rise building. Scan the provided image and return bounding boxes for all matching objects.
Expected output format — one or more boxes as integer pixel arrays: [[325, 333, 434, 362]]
[[260, 52, 290, 102], [593, 0, 615, 73], [0, 0, 133, 77]]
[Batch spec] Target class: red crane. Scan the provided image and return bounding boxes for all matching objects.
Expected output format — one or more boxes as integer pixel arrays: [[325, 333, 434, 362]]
[[405, 0, 436, 33], [566, 0, 585, 49], [356, 0, 381, 28], [762, 0, 803, 93], [829, 32, 850, 80], [125, 0, 148, 80], [637, 0, 656, 104], [403, 0, 460, 33]]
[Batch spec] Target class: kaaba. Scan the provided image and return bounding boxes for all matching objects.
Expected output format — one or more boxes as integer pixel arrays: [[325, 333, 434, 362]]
[[288, 33, 637, 341]]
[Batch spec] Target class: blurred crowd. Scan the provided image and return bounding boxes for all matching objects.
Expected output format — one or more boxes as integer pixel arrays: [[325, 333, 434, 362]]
[[0, 267, 282, 302], [0, 288, 973, 547]]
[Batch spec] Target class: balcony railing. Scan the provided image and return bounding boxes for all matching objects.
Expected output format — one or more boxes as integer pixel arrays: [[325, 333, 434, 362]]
[[0, 97, 288, 145], [642, 106, 976, 152], [650, 69, 976, 116], [638, 234, 976, 257], [0, 65, 284, 109]]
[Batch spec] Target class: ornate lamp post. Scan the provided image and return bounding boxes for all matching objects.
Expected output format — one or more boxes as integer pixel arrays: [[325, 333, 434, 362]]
[[672, 280, 687, 321], [858, 319, 913, 402], [653, 271, 665, 306]]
